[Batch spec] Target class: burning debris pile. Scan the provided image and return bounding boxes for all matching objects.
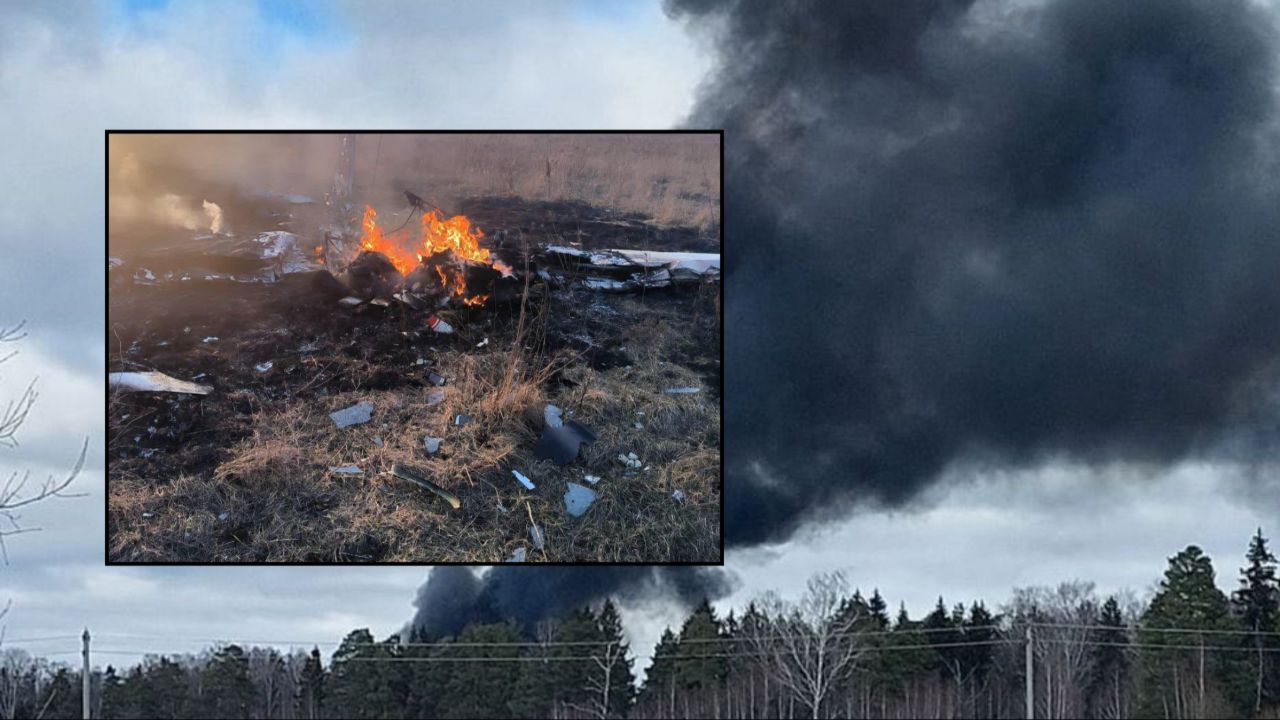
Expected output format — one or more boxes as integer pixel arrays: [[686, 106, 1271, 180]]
[[111, 192, 719, 316]]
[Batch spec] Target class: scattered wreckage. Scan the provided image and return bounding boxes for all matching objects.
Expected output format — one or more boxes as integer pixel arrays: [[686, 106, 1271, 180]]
[[110, 188, 718, 561]]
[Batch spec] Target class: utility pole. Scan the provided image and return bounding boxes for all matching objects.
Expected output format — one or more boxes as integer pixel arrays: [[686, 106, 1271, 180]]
[[82, 628, 91, 720], [1025, 624, 1034, 720]]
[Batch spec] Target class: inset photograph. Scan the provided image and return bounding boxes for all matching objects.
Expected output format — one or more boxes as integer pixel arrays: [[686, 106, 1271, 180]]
[[107, 131, 721, 564]]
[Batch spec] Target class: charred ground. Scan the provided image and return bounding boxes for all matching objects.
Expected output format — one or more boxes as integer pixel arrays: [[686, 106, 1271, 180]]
[[107, 198, 721, 563]]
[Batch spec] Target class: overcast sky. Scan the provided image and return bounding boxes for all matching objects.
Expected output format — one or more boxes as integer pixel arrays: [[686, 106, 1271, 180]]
[[1, 0, 1276, 672]]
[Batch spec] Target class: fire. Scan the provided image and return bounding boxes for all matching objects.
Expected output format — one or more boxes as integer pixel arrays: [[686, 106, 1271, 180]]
[[357, 204, 495, 304]]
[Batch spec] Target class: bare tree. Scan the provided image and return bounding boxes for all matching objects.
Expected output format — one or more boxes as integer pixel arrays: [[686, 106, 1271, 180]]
[[0, 320, 87, 569], [578, 638, 626, 720], [752, 572, 866, 719]]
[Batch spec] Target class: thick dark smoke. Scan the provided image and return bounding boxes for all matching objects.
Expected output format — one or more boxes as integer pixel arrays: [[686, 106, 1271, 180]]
[[411, 0, 1280, 634], [412, 566, 735, 638], [665, 0, 1280, 545]]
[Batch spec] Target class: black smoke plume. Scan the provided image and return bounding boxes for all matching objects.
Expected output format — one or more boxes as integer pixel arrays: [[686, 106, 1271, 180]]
[[412, 566, 735, 638], [664, 0, 1280, 545], [412, 0, 1280, 633]]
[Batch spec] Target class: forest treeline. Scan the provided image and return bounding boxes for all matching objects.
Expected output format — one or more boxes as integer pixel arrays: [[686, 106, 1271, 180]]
[[5, 530, 1279, 719]]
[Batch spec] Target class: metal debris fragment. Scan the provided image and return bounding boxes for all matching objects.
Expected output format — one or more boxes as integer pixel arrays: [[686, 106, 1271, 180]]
[[427, 390, 445, 407], [663, 387, 701, 395], [427, 315, 454, 334], [338, 296, 363, 307], [202, 336, 219, 343], [390, 462, 461, 510], [507, 547, 527, 562], [476, 337, 489, 348], [424, 436, 443, 454], [329, 402, 374, 428], [543, 404, 563, 428], [529, 524, 545, 550], [427, 371, 447, 387], [255, 361, 274, 373], [512, 469, 536, 490], [583, 474, 601, 485], [618, 452, 642, 469], [330, 465, 363, 475], [373, 436, 383, 447], [563, 482, 597, 517], [109, 371, 213, 395], [673, 489, 686, 503], [454, 413, 473, 426]]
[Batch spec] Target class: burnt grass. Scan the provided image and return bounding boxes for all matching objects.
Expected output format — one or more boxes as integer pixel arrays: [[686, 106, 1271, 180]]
[[108, 199, 721, 563]]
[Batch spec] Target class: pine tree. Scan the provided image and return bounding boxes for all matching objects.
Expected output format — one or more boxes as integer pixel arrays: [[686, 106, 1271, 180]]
[[199, 644, 255, 719], [35, 667, 81, 720], [868, 590, 890, 631], [100, 665, 128, 719], [438, 622, 522, 719], [1087, 596, 1131, 719], [327, 629, 382, 719], [595, 599, 636, 717], [1139, 545, 1239, 718], [676, 599, 726, 694], [1232, 528, 1280, 715], [300, 647, 325, 720], [640, 629, 680, 716]]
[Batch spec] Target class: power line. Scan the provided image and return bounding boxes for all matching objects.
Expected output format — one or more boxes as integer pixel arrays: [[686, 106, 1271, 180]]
[[1028, 621, 1280, 638]]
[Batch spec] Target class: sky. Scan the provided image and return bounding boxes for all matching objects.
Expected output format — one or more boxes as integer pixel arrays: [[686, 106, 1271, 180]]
[[2, 0, 1278, 673]]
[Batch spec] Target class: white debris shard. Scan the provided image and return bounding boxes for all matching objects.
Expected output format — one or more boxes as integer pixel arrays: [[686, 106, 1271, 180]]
[[427, 315, 453, 334], [529, 524, 546, 550], [330, 465, 363, 475], [110, 371, 213, 395], [476, 337, 489, 348], [424, 437, 443, 454], [563, 482, 597, 517], [617, 452, 642, 469], [338, 296, 363, 307], [202, 336, 219, 343], [329, 402, 374, 428], [512, 470, 536, 490], [507, 547, 527, 562], [664, 387, 701, 395], [544, 404, 563, 428], [255, 361, 274, 372], [583, 474, 601, 485], [673, 489, 686, 503]]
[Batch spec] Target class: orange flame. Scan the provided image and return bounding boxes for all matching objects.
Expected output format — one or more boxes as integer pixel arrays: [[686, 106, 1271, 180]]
[[357, 204, 495, 304]]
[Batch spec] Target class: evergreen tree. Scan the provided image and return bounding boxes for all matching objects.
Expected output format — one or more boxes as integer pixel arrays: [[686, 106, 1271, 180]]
[[1139, 545, 1239, 718], [675, 599, 726, 694], [1232, 528, 1280, 715], [1087, 596, 1131, 719], [35, 667, 81, 720], [300, 647, 325, 720], [327, 629, 381, 719], [596, 599, 636, 717], [438, 622, 522, 719], [198, 645, 254, 719], [868, 590, 890, 631], [138, 656, 188, 719], [640, 629, 680, 716], [101, 665, 127, 720]]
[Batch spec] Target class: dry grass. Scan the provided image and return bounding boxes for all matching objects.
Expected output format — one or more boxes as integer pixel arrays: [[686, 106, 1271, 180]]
[[108, 285, 721, 563]]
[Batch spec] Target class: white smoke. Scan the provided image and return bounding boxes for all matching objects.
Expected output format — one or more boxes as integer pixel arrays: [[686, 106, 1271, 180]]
[[202, 199, 223, 234]]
